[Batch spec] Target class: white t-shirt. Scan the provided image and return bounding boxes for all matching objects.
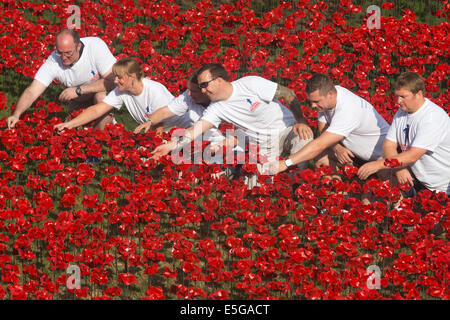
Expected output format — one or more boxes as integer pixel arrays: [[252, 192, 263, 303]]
[[201, 76, 296, 146], [318, 86, 390, 161], [103, 78, 184, 127], [34, 37, 116, 87], [168, 90, 224, 144], [386, 99, 450, 194]]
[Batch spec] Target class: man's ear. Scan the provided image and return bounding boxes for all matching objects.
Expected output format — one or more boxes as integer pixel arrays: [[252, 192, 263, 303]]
[[415, 90, 424, 98], [326, 89, 334, 99]]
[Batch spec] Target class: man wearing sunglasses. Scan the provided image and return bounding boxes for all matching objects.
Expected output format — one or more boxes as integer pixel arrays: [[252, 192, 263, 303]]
[[7, 28, 116, 130], [151, 63, 314, 187]]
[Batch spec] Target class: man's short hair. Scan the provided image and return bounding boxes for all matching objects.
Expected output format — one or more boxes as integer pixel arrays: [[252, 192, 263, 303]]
[[394, 71, 425, 94], [56, 28, 81, 45], [197, 63, 229, 82], [188, 69, 199, 85], [305, 74, 336, 96], [112, 58, 144, 80]]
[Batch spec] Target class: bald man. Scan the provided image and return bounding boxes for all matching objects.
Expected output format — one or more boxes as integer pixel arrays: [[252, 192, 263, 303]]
[[7, 28, 116, 129]]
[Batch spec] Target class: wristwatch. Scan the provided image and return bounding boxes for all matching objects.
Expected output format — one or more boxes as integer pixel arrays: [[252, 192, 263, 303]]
[[76, 86, 82, 96], [284, 158, 293, 167]]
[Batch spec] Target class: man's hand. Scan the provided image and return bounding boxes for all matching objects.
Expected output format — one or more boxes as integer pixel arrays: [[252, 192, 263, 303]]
[[333, 144, 355, 165], [293, 122, 314, 140], [134, 121, 153, 134], [357, 160, 384, 180], [53, 122, 74, 133], [151, 140, 177, 160], [7, 115, 20, 129], [262, 160, 288, 175], [395, 168, 414, 186], [59, 87, 78, 101]]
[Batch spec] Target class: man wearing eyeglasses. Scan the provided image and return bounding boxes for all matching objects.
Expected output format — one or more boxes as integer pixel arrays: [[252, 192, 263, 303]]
[[151, 63, 314, 187], [7, 28, 116, 129]]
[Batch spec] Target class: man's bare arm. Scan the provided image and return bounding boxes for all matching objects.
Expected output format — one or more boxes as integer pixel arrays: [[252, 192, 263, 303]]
[[357, 139, 427, 180], [150, 120, 215, 159], [7, 80, 47, 128], [80, 70, 116, 94], [289, 131, 344, 166], [59, 70, 116, 101]]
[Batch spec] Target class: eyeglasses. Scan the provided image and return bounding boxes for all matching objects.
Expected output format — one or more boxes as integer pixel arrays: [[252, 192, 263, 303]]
[[56, 48, 77, 58], [198, 77, 217, 89]]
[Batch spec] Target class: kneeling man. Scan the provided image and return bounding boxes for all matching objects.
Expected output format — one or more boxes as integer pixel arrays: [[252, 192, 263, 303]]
[[272, 74, 390, 179], [358, 71, 450, 195]]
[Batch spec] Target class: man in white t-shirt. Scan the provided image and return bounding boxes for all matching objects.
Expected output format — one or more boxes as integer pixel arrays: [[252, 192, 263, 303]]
[[151, 63, 314, 185], [7, 29, 116, 130], [358, 71, 450, 195], [270, 74, 390, 187]]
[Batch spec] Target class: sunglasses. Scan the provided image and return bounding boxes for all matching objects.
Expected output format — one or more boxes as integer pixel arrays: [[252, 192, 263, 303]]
[[198, 77, 217, 89]]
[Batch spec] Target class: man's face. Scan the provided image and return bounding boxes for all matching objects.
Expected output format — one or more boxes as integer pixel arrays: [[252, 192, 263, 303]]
[[55, 34, 81, 66], [188, 81, 210, 106], [197, 70, 221, 101], [307, 89, 334, 112], [395, 87, 423, 114]]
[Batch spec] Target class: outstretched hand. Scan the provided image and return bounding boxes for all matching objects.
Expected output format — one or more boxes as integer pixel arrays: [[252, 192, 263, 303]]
[[59, 87, 78, 101], [7, 115, 20, 129], [261, 160, 288, 175], [53, 122, 73, 133], [151, 140, 177, 160], [134, 121, 153, 134]]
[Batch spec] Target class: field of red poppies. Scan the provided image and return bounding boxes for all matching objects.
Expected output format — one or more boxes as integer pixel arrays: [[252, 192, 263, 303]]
[[0, 0, 449, 300]]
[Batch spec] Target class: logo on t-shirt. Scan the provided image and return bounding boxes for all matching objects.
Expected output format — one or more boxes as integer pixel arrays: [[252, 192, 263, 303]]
[[145, 106, 151, 118], [247, 99, 260, 112], [90, 70, 100, 82], [400, 124, 410, 151], [403, 125, 410, 143]]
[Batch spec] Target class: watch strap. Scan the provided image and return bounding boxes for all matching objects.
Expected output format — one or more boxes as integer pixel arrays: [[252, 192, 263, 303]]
[[284, 158, 293, 167]]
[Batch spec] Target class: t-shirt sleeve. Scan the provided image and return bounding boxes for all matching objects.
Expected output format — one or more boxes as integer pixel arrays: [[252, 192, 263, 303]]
[[385, 122, 397, 143], [167, 91, 190, 116], [385, 112, 401, 143], [325, 108, 359, 137], [200, 103, 222, 128], [149, 83, 174, 112], [92, 38, 116, 76], [34, 56, 57, 87], [102, 88, 124, 110], [242, 76, 278, 103]]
